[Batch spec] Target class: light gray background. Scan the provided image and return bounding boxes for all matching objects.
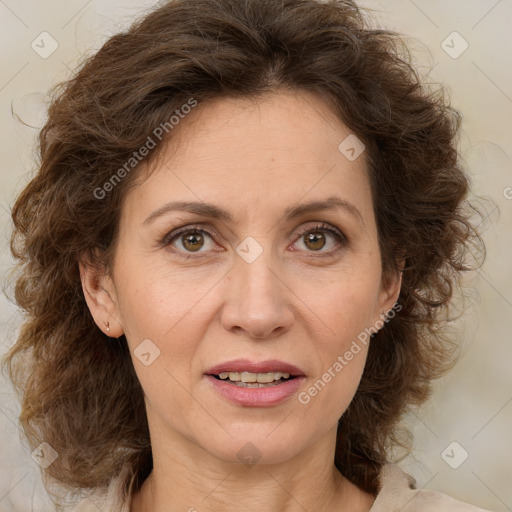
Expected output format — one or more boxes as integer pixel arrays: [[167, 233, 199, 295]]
[[0, 1, 511, 510]]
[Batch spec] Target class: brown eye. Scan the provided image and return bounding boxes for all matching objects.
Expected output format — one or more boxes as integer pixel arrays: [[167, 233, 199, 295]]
[[165, 226, 217, 256], [294, 224, 346, 255], [304, 231, 327, 251], [181, 232, 205, 252]]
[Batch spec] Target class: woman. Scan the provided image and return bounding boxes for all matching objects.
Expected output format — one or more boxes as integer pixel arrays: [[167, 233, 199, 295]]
[[3, 0, 491, 510]]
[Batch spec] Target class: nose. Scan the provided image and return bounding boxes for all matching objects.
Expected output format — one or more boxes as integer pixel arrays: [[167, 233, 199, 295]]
[[220, 250, 295, 339]]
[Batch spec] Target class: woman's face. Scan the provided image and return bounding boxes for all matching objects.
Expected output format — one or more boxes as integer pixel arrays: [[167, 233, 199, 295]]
[[86, 90, 400, 465]]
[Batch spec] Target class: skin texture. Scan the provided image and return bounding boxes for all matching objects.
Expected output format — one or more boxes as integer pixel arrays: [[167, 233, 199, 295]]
[[80, 90, 401, 511]]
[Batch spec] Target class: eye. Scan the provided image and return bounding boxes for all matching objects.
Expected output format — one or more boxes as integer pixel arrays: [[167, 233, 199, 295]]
[[164, 225, 218, 257], [162, 222, 347, 259], [292, 223, 346, 254]]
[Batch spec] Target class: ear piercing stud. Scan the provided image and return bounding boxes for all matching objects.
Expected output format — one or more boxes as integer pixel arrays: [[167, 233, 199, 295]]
[[105, 321, 110, 333]]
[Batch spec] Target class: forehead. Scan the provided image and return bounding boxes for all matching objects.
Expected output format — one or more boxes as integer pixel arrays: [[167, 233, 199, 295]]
[[122, 90, 374, 229]]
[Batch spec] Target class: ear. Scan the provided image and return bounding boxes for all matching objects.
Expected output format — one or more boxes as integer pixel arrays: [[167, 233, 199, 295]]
[[78, 254, 124, 337], [374, 264, 403, 327]]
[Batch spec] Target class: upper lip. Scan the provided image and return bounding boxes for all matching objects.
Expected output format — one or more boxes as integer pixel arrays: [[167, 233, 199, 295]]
[[205, 359, 305, 376]]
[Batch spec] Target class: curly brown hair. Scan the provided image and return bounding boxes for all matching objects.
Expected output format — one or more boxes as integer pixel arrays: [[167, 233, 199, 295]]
[[3, 0, 484, 506]]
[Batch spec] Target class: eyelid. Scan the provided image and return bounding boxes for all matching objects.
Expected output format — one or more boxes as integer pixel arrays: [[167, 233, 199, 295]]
[[161, 224, 217, 246], [290, 222, 347, 256], [294, 222, 346, 242], [162, 221, 347, 256]]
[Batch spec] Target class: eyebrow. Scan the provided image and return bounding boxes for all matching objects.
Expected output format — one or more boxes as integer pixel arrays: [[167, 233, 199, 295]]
[[143, 196, 365, 227]]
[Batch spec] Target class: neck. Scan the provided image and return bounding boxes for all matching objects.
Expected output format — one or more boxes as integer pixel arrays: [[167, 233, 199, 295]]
[[130, 425, 375, 512]]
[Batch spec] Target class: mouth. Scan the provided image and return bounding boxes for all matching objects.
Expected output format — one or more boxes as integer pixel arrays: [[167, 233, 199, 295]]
[[204, 363, 306, 406], [209, 371, 298, 388]]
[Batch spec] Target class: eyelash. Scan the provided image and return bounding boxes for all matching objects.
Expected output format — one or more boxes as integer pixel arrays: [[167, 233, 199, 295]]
[[161, 223, 347, 259]]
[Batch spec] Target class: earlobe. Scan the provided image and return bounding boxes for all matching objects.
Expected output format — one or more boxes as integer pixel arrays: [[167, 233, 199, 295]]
[[375, 267, 403, 329], [383, 255, 404, 307], [78, 258, 124, 338], [386, 269, 402, 309]]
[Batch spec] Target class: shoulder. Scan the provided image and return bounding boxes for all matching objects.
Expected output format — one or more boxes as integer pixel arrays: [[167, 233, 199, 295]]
[[68, 465, 131, 512], [371, 463, 494, 512], [69, 462, 494, 512]]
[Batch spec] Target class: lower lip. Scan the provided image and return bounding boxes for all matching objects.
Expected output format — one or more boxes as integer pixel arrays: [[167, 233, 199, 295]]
[[205, 375, 305, 407]]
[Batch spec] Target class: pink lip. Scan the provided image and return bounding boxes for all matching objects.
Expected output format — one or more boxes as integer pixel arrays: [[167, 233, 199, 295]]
[[204, 359, 306, 407], [204, 374, 306, 407], [205, 358, 305, 376]]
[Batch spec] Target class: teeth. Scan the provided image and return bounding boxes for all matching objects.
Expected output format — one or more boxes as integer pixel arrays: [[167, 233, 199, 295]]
[[241, 372, 258, 383], [218, 371, 291, 383]]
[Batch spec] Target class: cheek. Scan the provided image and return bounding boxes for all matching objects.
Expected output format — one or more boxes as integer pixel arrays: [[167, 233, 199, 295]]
[[113, 258, 223, 404], [296, 269, 379, 411], [113, 261, 211, 410], [114, 256, 211, 340], [296, 262, 382, 342], [296, 325, 370, 434]]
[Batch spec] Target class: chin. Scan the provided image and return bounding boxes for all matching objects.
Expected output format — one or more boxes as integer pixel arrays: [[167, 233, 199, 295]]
[[199, 429, 309, 467]]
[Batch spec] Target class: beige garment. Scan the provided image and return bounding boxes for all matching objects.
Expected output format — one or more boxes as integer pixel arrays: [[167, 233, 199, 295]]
[[70, 463, 493, 512]]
